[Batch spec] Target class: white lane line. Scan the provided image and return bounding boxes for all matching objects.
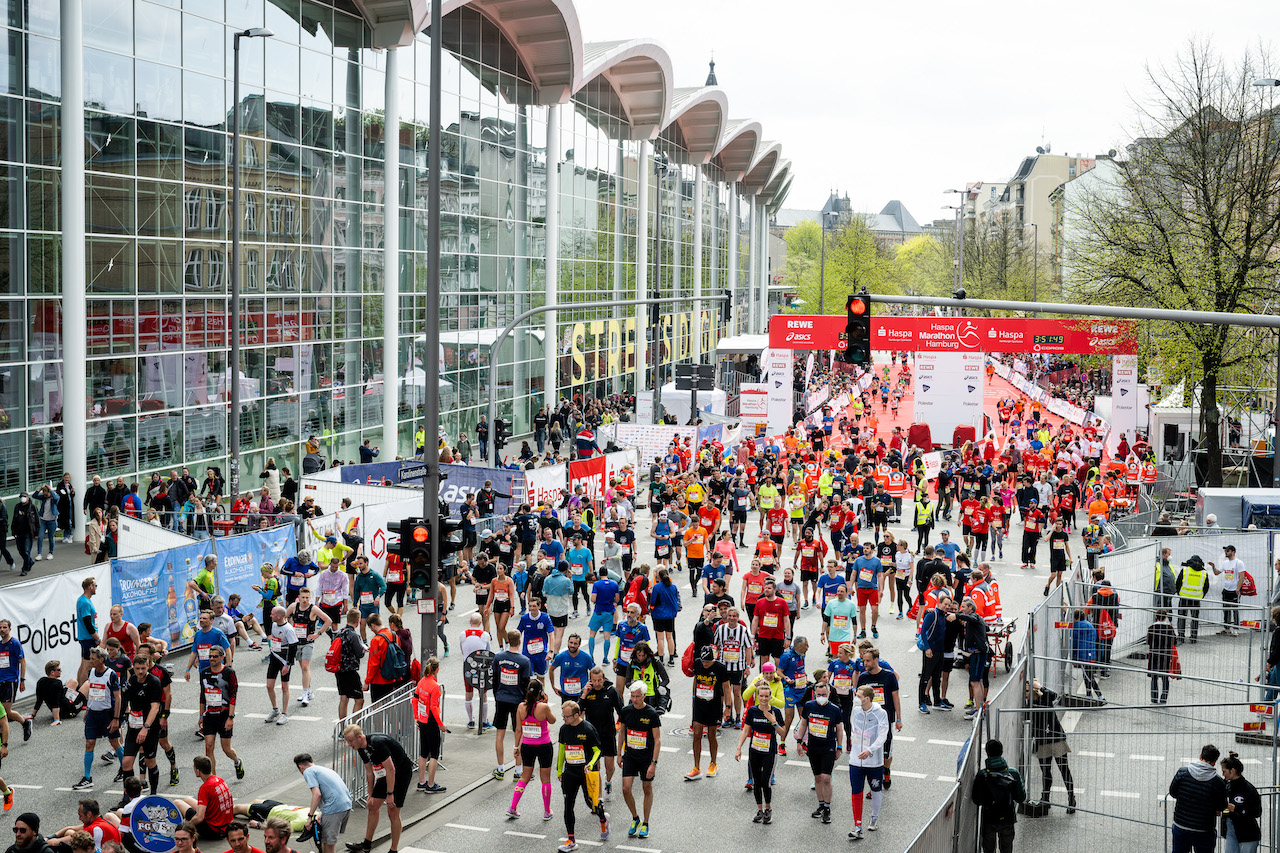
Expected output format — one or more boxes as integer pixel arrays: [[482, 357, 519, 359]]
[[658, 746, 680, 753], [242, 713, 321, 721], [1129, 754, 1164, 761], [615, 847, 662, 853], [504, 831, 546, 839], [936, 776, 954, 782], [895, 735, 917, 742], [169, 708, 197, 715], [927, 739, 964, 746], [1078, 750, 1115, 758], [8, 784, 43, 790], [574, 841, 603, 847], [443, 823, 489, 832], [238, 682, 267, 688], [1100, 790, 1141, 799], [664, 713, 686, 719], [784, 760, 809, 768], [891, 771, 929, 779]]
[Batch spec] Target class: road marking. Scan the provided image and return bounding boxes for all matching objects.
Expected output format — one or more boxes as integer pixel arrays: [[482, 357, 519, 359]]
[[659, 746, 680, 753], [1078, 751, 1115, 758], [238, 682, 266, 688], [936, 776, 954, 782], [400, 848, 449, 853], [443, 823, 489, 832], [615, 847, 661, 853], [169, 708, 197, 715], [8, 784, 42, 789], [242, 713, 321, 721], [891, 771, 929, 779], [504, 831, 546, 839], [574, 841, 603, 847], [1100, 790, 1141, 799], [927, 739, 964, 746], [895, 735, 916, 742], [663, 712, 685, 719], [1128, 755, 1164, 761], [784, 760, 809, 768]]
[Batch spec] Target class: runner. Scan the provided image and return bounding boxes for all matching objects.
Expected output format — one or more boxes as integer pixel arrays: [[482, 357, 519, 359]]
[[856, 648, 902, 790], [714, 607, 753, 726], [579, 667, 623, 798], [507, 680, 557, 820], [617, 681, 661, 839], [341, 725, 412, 853], [144, 641, 180, 786], [777, 636, 808, 753], [197, 647, 243, 780], [118, 652, 163, 800], [793, 527, 827, 610], [587, 567, 619, 662], [549, 634, 592, 702], [1045, 518, 1071, 596], [264, 606, 298, 726], [685, 646, 726, 781], [735, 681, 784, 824], [492, 631, 532, 779], [796, 679, 844, 824], [847, 684, 889, 840], [71, 647, 123, 790], [555, 699, 610, 851], [751, 578, 791, 667], [851, 542, 883, 639], [284, 588, 333, 708], [611, 605, 650, 694], [519, 595, 555, 682]]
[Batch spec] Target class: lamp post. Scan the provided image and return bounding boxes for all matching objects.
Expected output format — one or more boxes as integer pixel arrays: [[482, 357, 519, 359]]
[[229, 27, 272, 502], [818, 209, 837, 314], [943, 195, 965, 317], [1030, 221, 1039, 305], [1254, 78, 1280, 488]]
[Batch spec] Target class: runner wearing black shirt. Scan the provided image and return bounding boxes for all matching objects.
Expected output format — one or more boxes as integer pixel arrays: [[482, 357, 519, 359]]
[[616, 684, 661, 838], [197, 648, 243, 780], [687, 650, 726, 780], [556, 705, 609, 846], [579, 669, 623, 797], [736, 684, 784, 821], [343, 726, 413, 853], [119, 655, 163, 797], [856, 650, 902, 788], [797, 682, 845, 823]]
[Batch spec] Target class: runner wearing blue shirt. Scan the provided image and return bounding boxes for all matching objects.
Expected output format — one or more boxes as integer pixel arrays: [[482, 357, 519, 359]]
[[700, 551, 729, 598], [279, 552, 317, 605], [549, 636, 592, 700], [517, 597, 555, 676], [0, 619, 27, 737], [851, 542, 883, 639], [75, 577, 101, 685], [935, 532, 961, 571], [650, 511, 673, 569], [537, 527, 565, 567], [566, 537, 594, 620], [588, 569, 620, 661], [778, 638, 809, 754], [612, 606, 650, 691], [184, 611, 231, 679]]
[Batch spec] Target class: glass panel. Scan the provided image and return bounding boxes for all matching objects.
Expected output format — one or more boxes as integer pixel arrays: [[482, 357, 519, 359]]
[[265, 40, 299, 99], [184, 126, 226, 184], [28, 2, 58, 37], [136, 61, 182, 124], [138, 240, 181, 293], [136, 2, 182, 66], [87, 173, 134, 234], [27, 35, 59, 102], [183, 71, 226, 130], [28, 424, 64, 486], [0, 233, 22, 296], [137, 120, 182, 180], [84, 0, 134, 53], [0, 95, 22, 162], [138, 180, 181, 236], [27, 362, 60, 427], [87, 237, 135, 294], [0, 300, 22, 360], [28, 237, 59, 294], [27, 167, 57, 231], [87, 415, 134, 479], [183, 14, 224, 77], [185, 401, 225, 460], [87, 113, 135, 175]]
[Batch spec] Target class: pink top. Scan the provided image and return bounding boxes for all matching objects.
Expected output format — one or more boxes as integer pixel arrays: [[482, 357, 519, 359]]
[[714, 539, 739, 572], [518, 700, 551, 745]]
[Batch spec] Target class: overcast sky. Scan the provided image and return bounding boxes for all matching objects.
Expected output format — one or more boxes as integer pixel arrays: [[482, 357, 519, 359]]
[[578, 0, 1279, 226]]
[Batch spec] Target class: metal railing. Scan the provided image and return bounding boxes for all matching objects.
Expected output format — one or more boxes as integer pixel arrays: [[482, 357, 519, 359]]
[[331, 681, 417, 806]]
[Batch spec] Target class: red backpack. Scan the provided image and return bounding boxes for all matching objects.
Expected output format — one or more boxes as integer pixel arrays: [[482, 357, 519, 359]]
[[324, 634, 344, 674], [680, 642, 696, 678], [1097, 609, 1117, 640], [1240, 571, 1257, 598]]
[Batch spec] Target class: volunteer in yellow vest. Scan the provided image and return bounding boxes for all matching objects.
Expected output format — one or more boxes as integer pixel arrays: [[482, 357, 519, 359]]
[[1173, 554, 1209, 644]]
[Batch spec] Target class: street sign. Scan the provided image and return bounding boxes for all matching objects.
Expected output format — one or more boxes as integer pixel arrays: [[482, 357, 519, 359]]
[[416, 597, 436, 615], [129, 796, 184, 853], [463, 649, 495, 691], [1243, 620, 1262, 629]]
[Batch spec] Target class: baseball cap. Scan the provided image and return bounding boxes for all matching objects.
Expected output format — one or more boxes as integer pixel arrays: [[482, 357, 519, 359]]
[[1224, 544, 1236, 552], [761, 662, 776, 673], [481, 529, 493, 539], [605, 531, 615, 539], [699, 646, 716, 661]]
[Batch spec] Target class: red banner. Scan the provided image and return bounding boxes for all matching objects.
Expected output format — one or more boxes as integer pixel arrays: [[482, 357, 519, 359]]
[[568, 456, 607, 500], [769, 315, 1136, 355]]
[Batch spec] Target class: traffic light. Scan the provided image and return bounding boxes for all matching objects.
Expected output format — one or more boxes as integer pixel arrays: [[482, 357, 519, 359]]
[[404, 517, 432, 590], [843, 291, 871, 364], [437, 516, 464, 565], [493, 417, 506, 451]]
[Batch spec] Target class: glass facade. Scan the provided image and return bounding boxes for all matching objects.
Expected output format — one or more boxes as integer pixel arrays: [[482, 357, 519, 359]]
[[2, 0, 780, 502]]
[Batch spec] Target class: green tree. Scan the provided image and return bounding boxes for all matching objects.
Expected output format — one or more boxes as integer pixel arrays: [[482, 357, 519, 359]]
[[1066, 41, 1280, 485]]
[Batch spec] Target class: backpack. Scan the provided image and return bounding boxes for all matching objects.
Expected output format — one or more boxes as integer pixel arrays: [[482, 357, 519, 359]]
[[324, 635, 344, 674], [1097, 609, 1117, 640], [378, 631, 409, 681], [680, 642, 696, 678], [1240, 571, 1257, 597], [979, 769, 1018, 812]]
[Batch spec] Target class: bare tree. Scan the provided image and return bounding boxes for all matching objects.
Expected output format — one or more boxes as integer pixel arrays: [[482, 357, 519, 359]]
[[1067, 41, 1280, 485]]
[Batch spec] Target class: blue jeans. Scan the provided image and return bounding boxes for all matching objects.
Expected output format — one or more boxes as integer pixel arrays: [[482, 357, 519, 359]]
[[37, 519, 56, 555], [1225, 820, 1259, 853], [1265, 666, 1280, 702], [1172, 826, 1216, 853]]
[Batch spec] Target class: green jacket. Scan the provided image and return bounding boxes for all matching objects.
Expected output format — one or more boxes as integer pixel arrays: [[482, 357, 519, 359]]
[[971, 756, 1026, 827]]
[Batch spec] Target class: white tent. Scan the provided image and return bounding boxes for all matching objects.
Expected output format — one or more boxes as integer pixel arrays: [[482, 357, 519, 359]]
[[639, 383, 728, 424]]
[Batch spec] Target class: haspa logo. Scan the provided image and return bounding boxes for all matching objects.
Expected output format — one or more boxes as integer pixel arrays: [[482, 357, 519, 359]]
[[956, 321, 980, 347]]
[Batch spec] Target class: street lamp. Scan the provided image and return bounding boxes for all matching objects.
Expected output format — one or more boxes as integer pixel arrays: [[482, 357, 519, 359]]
[[818, 209, 838, 314], [1257, 79, 1280, 486], [944, 192, 966, 317], [229, 26, 273, 502]]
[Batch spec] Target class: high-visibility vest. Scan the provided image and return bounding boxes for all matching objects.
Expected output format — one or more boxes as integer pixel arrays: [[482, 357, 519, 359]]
[[1179, 566, 1207, 599], [916, 501, 934, 525], [1126, 459, 1140, 484], [887, 471, 906, 498], [1141, 463, 1157, 485]]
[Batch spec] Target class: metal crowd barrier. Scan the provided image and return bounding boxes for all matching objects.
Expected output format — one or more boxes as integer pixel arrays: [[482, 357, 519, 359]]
[[330, 682, 417, 806]]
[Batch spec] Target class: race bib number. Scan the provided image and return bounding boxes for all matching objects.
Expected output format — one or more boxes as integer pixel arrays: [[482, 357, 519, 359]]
[[371, 763, 386, 780], [321, 591, 340, 606], [872, 685, 885, 704], [0, 653, 9, 669], [809, 717, 829, 738], [204, 687, 224, 707], [197, 645, 210, 660], [771, 522, 784, 535], [521, 721, 542, 740], [270, 636, 282, 652], [780, 589, 795, 604], [89, 686, 107, 702], [626, 729, 648, 751], [751, 732, 772, 752], [802, 546, 815, 558], [833, 674, 851, 690], [1053, 540, 1065, 550], [495, 590, 510, 602], [794, 671, 808, 689], [722, 643, 741, 664], [387, 568, 404, 583], [128, 711, 144, 728], [416, 699, 431, 719], [65, 688, 79, 704], [565, 744, 586, 764], [657, 545, 669, 556], [360, 591, 374, 605], [695, 683, 716, 701], [832, 614, 849, 630], [747, 583, 763, 596], [762, 613, 780, 629], [500, 667, 519, 686], [896, 567, 909, 579], [563, 678, 581, 695], [619, 647, 633, 664], [527, 638, 545, 655], [859, 568, 875, 583], [737, 497, 748, 510]]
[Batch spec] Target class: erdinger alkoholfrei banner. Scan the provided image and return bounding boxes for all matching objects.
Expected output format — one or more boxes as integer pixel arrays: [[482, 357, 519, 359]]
[[771, 315, 1137, 355]]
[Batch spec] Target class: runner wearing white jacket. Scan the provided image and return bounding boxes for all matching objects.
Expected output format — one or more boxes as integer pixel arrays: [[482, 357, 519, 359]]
[[847, 684, 889, 840]]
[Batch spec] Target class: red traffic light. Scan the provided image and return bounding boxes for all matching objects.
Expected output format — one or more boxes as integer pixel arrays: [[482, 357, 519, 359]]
[[848, 297, 867, 316], [411, 525, 429, 543]]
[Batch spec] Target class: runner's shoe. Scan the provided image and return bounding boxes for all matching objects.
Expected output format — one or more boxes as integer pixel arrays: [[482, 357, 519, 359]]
[[707, 763, 717, 778], [235, 760, 245, 780], [72, 777, 94, 791], [557, 842, 578, 852], [3, 786, 13, 811], [264, 709, 280, 723], [684, 768, 702, 781], [169, 767, 180, 786], [627, 817, 639, 837], [599, 812, 610, 841], [638, 823, 649, 838]]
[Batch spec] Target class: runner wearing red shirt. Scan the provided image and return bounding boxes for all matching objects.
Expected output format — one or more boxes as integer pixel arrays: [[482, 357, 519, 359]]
[[792, 529, 829, 610], [970, 498, 992, 563], [959, 495, 980, 554], [739, 565, 770, 622], [765, 507, 788, 546], [179, 755, 235, 841], [751, 579, 791, 666], [755, 538, 778, 573]]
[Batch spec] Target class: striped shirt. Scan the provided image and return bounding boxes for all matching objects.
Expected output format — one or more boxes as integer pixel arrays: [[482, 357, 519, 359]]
[[713, 621, 753, 672]]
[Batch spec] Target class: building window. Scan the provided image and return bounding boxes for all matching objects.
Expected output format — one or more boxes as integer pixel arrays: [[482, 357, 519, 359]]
[[269, 198, 282, 234], [245, 196, 258, 232], [184, 249, 203, 289], [281, 251, 294, 290], [282, 200, 296, 236], [246, 250, 258, 290], [206, 193, 224, 231], [267, 250, 282, 289], [243, 138, 259, 168], [208, 250, 225, 290], [185, 190, 203, 231]]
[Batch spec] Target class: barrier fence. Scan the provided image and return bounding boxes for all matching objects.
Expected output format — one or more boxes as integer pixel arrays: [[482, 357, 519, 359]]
[[331, 681, 418, 807]]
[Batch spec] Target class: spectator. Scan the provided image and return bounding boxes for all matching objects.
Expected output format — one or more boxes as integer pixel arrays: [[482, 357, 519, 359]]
[[1168, 744, 1228, 853], [970, 738, 1026, 853]]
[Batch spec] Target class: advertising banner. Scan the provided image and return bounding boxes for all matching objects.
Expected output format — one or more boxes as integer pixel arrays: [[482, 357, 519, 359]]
[[764, 348, 793, 436], [913, 352, 983, 439], [439, 465, 519, 517], [740, 383, 769, 424], [363, 496, 425, 575], [525, 464, 568, 509], [214, 526, 297, 619], [606, 424, 697, 465], [304, 507, 364, 557], [7, 564, 111, 699], [922, 451, 942, 481], [770, 315, 1137, 355], [112, 540, 215, 650], [1109, 353, 1140, 454], [698, 424, 724, 447], [568, 456, 606, 499]]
